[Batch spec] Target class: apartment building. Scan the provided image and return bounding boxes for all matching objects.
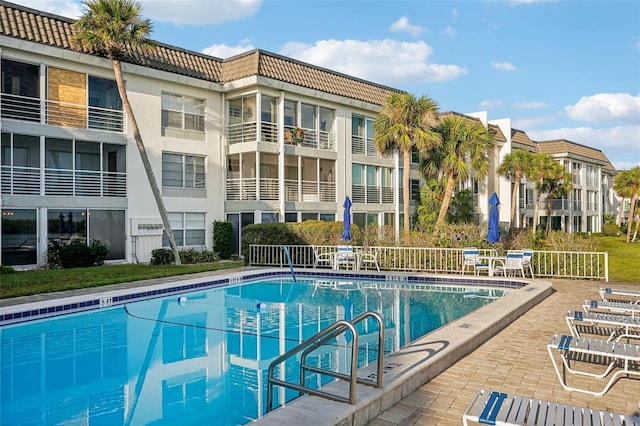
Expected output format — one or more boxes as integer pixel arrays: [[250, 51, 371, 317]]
[[0, 2, 616, 268]]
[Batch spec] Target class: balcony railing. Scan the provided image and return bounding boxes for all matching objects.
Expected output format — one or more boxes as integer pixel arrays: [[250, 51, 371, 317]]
[[1, 93, 125, 133], [228, 178, 335, 202], [228, 122, 335, 150], [352, 185, 394, 204], [1, 166, 126, 197]]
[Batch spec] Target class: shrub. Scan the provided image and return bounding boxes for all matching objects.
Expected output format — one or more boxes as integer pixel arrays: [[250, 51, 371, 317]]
[[212, 221, 234, 259], [151, 248, 175, 265], [49, 239, 109, 268], [179, 248, 219, 264], [602, 223, 621, 237]]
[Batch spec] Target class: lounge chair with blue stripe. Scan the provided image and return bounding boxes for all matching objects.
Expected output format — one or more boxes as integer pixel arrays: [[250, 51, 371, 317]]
[[463, 389, 640, 425], [599, 287, 640, 303], [567, 310, 640, 341], [584, 299, 640, 317], [547, 334, 640, 396]]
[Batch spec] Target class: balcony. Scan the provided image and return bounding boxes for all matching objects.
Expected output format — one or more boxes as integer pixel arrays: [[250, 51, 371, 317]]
[[352, 185, 394, 204], [227, 122, 335, 151], [1, 93, 125, 133], [227, 178, 336, 202], [1, 166, 126, 197]]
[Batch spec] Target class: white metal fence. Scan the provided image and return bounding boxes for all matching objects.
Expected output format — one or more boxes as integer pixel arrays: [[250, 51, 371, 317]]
[[248, 244, 609, 282]]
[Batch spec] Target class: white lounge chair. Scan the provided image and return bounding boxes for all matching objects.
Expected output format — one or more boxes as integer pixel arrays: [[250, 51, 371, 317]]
[[461, 247, 489, 275], [584, 299, 640, 317], [566, 310, 640, 341], [492, 251, 525, 278], [547, 334, 640, 396], [599, 287, 640, 302], [463, 389, 640, 426]]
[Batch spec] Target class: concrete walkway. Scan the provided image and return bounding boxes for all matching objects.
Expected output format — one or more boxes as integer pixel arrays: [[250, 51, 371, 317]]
[[369, 279, 640, 425]]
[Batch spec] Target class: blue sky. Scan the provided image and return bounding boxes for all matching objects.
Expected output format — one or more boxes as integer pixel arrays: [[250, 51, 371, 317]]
[[18, 0, 640, 170]]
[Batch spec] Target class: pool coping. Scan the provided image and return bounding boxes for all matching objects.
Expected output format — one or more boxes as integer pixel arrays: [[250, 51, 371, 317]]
[[0, 268, 552, 426]]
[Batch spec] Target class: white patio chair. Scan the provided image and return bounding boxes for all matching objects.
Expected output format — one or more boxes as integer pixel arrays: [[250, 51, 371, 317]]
[[521, 249, 534, 278], [312, 246, 334, 269], [358, 247, 380, 271], [461, 248, 489, 275], [335, 245, 356, 270], [492, 251, 525, 278]]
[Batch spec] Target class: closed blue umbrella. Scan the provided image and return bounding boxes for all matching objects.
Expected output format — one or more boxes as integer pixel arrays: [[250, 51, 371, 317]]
[[341, 196, 352, 242], [487, 193, 500, 244], [58, 213, 65, 234]]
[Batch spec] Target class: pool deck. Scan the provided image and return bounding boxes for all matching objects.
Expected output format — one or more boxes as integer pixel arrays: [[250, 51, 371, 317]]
[[2, 270, 639, 425], [369, 279, 640, 426]]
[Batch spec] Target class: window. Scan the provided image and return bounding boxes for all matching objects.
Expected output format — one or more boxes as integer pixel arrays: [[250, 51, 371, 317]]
[[352, 115, 376, 156], [88, 76, 123, 131], [162, 93, 205, 132], [163, 212, 206, 247], [162, 153, 205, 188], [1, 59, 40, 122], [410, 179, 420, 202]]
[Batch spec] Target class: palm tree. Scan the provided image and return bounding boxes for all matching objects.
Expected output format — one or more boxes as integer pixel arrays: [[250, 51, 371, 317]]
[[526, 153, 558, 235], [374, 93, 441, 234], [72, 0, 181, 264], [613, 166, 640, 242], [422, 114, 494, 224], [543, 164, 572, 235], [497, 149, 533, 227]]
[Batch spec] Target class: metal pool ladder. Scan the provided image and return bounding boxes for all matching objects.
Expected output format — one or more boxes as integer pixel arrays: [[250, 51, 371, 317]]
[[266, 311, 385, 412]]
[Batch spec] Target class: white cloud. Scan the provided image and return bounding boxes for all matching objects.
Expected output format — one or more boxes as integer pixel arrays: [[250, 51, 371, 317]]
[[632, 36, 640, 51], [511, 115, 559, 130], [390, 17, 424, 37], [565, 93, 640, 124], [527, 125, 640, 169], [442, 26, 456, 37], [16, 0, 83, 19], [141, 0, 261, 26], [451, 8, 459, 21], [202, 42, 255, 58], [491, 61, 518, 72], [512, 101, 548, 110], [480, 99, 503, 109], [280, 39, 467, 85]]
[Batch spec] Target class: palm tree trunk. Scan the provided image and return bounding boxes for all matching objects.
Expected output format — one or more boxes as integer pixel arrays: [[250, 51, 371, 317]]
[[626, 191, 638, 243], [112, 59, 182, 265], [402, 149, 411, 234], [632, 210, 639, 242], [617, 197, 625, 225], [437, 173, 456, 223], [510, 175, 521, 226], [532, 193, 541, 236], [545, 197, 552, 235]]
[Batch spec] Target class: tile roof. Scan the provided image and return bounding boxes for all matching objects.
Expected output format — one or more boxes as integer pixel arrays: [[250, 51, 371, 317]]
[[537, 139, 616, 173], [511, 128, 536, 150], [0, 1, 398, 105]]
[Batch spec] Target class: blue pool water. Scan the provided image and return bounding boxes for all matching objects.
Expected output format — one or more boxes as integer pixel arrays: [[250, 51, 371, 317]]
[[0, 277, 507, 425]]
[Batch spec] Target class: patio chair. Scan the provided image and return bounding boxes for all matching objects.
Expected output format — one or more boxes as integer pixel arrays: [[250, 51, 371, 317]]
[[463, 389, 640, 426], [599, 287, 640, 303], [566, 310, 640, 341], [584, 299, 640, 317], [312, 246, 334, 269], [492, 251, 525, 278], [461, 248, 489, 275], [358, 247, 380, 271], [547, 334, 640, 396], [335, 245, 356, 270], [521, 249, 534, 278]]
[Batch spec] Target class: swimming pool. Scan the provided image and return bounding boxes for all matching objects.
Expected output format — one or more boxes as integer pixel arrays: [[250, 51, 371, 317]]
[[0, 274, 513, 426]]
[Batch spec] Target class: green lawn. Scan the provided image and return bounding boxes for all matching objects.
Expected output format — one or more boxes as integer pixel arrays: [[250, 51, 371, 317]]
[[595, 236, 640, 284], [0, 261, 244, 299]]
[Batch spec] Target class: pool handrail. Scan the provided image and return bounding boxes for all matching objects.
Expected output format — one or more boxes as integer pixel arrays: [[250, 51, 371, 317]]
[[266, 311, 385, 412]]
